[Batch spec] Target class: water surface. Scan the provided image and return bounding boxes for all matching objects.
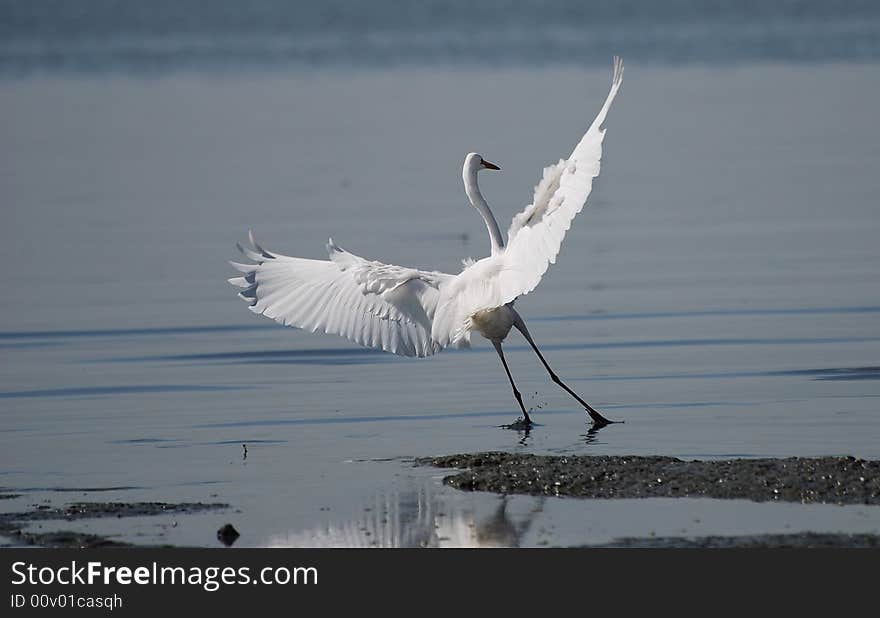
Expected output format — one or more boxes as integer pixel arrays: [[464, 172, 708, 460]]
[[1, 28, 879, 546]]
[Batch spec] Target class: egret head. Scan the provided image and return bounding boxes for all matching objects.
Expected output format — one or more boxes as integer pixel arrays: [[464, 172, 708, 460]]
[[463, 152, 501, 176]]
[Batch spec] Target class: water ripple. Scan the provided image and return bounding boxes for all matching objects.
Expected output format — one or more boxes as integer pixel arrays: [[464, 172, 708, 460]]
[[0, 384, 250, 399], [0, 324, 265, 341], [535, 305, 880, 323]]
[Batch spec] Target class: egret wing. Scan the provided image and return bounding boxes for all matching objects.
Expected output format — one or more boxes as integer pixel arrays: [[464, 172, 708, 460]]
[[431, 57, 624, 347], [229, 232, 453, 357], [497, 56, 624, 304]]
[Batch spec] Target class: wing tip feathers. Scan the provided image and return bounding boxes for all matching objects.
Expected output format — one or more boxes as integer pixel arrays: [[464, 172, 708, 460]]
[[612, 55, 624, 88]]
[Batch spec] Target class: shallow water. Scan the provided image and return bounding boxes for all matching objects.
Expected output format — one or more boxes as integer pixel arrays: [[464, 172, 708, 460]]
[[2, 61, 880, 546]]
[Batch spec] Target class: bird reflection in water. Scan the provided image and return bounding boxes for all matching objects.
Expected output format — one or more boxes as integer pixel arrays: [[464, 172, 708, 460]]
[[266, 485, 545, 548], [515, 416, 611, 448], [581, 423, 606, 446]]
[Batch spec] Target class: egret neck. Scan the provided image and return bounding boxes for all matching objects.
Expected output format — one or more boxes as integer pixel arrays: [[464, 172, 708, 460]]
[[464, 163, 505, 255]]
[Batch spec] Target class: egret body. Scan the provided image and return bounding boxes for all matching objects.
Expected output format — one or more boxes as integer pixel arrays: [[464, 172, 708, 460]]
[[230, 57, 625, 428]]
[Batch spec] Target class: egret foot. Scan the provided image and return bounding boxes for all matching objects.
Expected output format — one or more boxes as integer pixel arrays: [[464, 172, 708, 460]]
[[503, 415, 533, 431], [513, 313, 626, 428], [584, 405, 621, 428]]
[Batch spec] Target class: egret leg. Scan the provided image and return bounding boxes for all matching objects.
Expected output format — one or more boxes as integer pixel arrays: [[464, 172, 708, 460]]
[[492, 340, 532, 426], [513, 315, 617, 427]]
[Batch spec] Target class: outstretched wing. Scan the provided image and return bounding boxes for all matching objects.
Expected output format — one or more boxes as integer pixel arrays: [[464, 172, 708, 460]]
[[498, 55, 624, 304], [229, 232, 453, 357], [431, 58, 624, 347]]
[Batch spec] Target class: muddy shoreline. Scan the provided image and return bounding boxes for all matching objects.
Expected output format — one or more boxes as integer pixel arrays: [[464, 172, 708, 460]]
[[0, 501, 229, 548], [3, 453, 878, 547], [418, 452, 880, 504], [415, 452, 880, 546], [596, 532, 880, 548]]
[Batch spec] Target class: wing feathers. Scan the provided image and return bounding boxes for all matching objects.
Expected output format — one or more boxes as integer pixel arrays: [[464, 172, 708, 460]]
[[230, 234, 452, 357], [501, 56, 623, 303], [430, 58, 623, 346], [231, 58, 622, 352]]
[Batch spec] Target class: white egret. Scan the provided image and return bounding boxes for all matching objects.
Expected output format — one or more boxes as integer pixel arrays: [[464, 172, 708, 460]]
[[230, 56, 624, 428]]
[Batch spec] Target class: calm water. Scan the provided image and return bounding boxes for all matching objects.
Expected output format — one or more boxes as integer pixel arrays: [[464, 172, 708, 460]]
[[3, 0, 880, 74], [1, 3, 880, 546]]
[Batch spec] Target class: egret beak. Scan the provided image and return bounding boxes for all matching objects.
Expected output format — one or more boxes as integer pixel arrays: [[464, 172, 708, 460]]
[[481, 160, 501, 171]]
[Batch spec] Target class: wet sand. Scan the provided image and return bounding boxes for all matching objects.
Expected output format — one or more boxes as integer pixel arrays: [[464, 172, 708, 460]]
[[0, 501, 228, 548], [420, 453, 880, 504], [597, 532, 880, 548], [4, 456, 880, 547], [3, 529, 132, 548], [416, 452, 880, 546]]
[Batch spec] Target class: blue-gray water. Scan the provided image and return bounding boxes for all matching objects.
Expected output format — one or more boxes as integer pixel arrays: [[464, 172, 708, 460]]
[[1, 3, 879, 546], [3, 0, 880, 75]]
